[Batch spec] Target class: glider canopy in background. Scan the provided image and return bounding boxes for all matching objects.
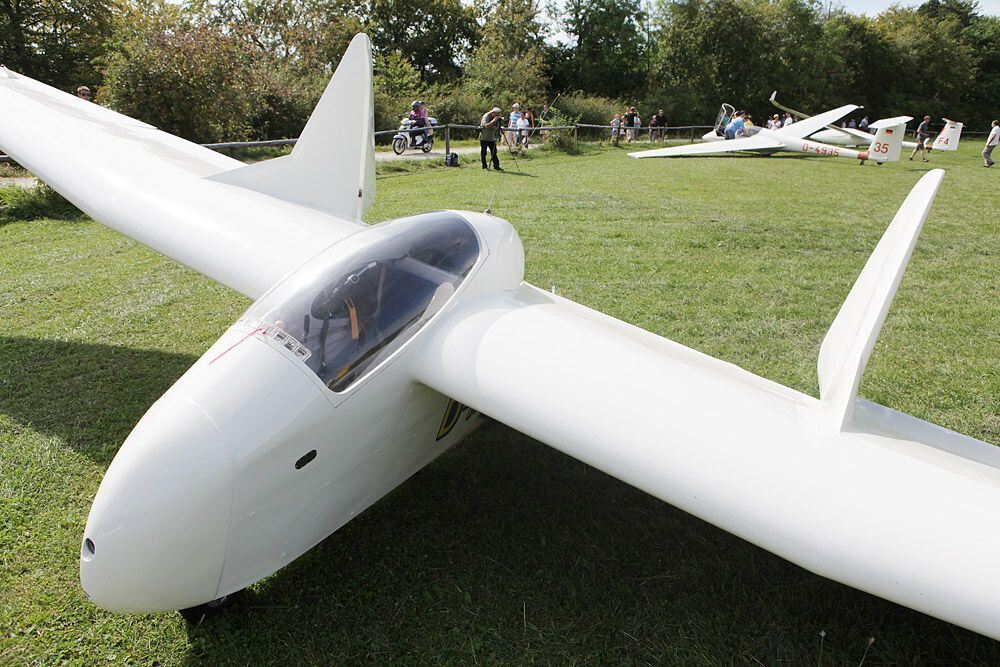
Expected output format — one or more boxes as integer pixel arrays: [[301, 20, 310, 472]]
[[2, 34, 999, 642]]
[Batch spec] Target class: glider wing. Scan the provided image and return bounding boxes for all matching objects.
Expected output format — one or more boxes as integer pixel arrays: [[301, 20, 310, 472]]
[[629, 134, 783, 158], [409, 169, 1000, 639], [0, 35, 375, 299], [775, 104, 860, 141], [769, 92, 870, 141]]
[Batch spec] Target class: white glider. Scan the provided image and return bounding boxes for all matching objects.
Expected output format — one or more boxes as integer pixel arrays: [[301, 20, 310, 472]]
[[770, 92, 964, 151], [631, 101, 910, 163], [2, 35, 999, 640]]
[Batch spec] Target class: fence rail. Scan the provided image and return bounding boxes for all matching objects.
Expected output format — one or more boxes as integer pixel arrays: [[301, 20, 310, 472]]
[[1, 125, 992, 165]]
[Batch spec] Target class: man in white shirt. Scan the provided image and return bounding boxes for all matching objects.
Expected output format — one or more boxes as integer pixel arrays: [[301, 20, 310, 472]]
[[783, 113, 794, 127], [507, 103, 521, 146], [984, 120, 999, 168]]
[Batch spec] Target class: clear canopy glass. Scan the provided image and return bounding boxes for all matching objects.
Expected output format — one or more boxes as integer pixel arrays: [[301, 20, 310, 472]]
[[246, 212, 480, 392]]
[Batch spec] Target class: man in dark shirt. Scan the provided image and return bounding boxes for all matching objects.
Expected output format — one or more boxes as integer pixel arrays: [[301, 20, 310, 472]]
[[654, 110, 667, 141], [910, 115, 932, 162], [624, 107, 638, 143]]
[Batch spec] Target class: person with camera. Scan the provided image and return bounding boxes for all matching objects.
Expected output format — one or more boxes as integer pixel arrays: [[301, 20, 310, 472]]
[[479, 107, 503, 171]]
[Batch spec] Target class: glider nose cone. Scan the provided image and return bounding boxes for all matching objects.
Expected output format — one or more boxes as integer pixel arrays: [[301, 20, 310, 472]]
[[80, 396, 234, 613]]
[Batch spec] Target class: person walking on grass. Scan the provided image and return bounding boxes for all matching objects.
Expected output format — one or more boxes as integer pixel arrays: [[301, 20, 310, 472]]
[[985, 119, 999, 168], [910, 115, 932, 162], [480, 107, 503, 171]]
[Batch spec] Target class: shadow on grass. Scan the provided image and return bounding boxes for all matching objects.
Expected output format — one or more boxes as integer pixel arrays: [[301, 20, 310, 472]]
[[0, 185, 85, 225], [183, 423, 1000, 664], [3, 340, 996, 663], [0, 336, 194, 465]]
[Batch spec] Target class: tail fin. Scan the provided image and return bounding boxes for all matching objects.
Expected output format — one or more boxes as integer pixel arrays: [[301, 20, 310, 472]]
[[209, 34, 375, 221], [932, 118, 963, 151], [818, 170, 945, 429], [864, 116, 910, 163]]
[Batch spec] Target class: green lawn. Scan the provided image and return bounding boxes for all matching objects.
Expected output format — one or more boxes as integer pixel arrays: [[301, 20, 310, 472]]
[[1, 142, 997, 665]]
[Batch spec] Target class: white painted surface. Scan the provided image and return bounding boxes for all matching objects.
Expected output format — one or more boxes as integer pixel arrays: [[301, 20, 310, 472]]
[[3, 35, 998, 641]]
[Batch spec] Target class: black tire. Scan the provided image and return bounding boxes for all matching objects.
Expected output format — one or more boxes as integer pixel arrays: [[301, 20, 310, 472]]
[[179, 589, 244, 624], [421, 138, 434, 153], [391, 137, 406, 155]]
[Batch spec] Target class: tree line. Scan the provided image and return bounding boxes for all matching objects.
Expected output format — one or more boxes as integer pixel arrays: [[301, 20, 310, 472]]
[[1, 0, 997, 143]]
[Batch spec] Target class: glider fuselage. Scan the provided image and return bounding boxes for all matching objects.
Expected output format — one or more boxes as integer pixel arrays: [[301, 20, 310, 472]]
[[697, 127, 870, 159]]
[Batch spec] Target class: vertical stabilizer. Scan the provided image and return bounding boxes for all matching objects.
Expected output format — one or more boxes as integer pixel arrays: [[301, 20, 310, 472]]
[[818, 170, 945, 429], [932, 118, 963, 151], [209, 34, 375, 221], [864, 116, 910, 163]]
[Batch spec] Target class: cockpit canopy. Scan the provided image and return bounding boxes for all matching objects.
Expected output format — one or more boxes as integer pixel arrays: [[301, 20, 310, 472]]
[[245, 212, 480, 392]]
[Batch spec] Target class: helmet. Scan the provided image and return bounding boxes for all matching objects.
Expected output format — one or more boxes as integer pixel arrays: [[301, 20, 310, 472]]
[[411, 101, 419, 109], [417, 100, 425, 107]]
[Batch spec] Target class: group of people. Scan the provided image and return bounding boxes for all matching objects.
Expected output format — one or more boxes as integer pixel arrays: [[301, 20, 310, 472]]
[[477, 102, 554, 170], [610, 107, 669, 144], [721, 110, 795, 139]]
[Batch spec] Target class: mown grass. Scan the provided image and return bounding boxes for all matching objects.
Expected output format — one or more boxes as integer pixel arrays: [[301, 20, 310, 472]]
[[1, 142, 997, 665]]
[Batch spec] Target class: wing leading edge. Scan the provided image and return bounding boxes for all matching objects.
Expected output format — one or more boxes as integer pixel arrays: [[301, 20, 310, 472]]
[[629, 134, 783, 158], [0, 39, 374, 298], [410, 172, 1000, 639]]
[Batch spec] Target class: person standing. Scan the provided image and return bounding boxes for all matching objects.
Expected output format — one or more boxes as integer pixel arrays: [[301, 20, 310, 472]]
[[654, 109, 667, 140], [984, 120, 999, 168], [479, 107, 503, 171], [910, 115, 932, 162], [648, 113, 659, 142], [782, 112, 794, 127], [76, 85, 92, 101], [611, 113, 622, 145], [507, 103, 521, 147], [624, 107, 638, 143]]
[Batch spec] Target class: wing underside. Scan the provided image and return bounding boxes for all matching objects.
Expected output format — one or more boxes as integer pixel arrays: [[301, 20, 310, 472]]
[[629, 134, 783, 158]]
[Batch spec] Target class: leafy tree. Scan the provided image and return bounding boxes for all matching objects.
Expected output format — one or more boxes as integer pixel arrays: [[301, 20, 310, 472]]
[[0, 0, 121, 90], [464, 0, 549, 106], [875, 7, 976, 122], [555, 0, 648, 98], [364, 0, 480, 82], [959, 14, 1000, 128], [186, 0, 363, 73], [101, 3, 258, 142]]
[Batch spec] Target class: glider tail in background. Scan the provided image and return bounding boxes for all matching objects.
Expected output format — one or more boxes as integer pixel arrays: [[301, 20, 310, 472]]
[[817, 169, 945, 429], [932, 118, 963, 151], [209, 33, 376, 221], [862, 117, 910, 163]]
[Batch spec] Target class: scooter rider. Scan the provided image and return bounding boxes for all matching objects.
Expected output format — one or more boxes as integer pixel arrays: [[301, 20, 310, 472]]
[[408, 100, 428, 147]]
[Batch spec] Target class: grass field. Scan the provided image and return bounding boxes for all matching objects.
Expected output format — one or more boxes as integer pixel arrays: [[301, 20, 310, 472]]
[[1, 142, 998, 665]]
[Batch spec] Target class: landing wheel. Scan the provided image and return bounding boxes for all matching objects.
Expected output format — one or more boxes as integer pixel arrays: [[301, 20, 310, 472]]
[[391, 137, 406, 155], [421, 137, 434, 153], [179, 590, 244, 624]]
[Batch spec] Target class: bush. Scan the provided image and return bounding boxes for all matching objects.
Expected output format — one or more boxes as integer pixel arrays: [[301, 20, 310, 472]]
[[101, 25, 257, 143], [556, 93, 622, 126], [543, 109, 581, 154]]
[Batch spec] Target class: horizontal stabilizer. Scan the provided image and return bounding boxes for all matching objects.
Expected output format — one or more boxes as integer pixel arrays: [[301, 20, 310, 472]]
[[209, 34, 376, 221], [818, 169, 945, 429]]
